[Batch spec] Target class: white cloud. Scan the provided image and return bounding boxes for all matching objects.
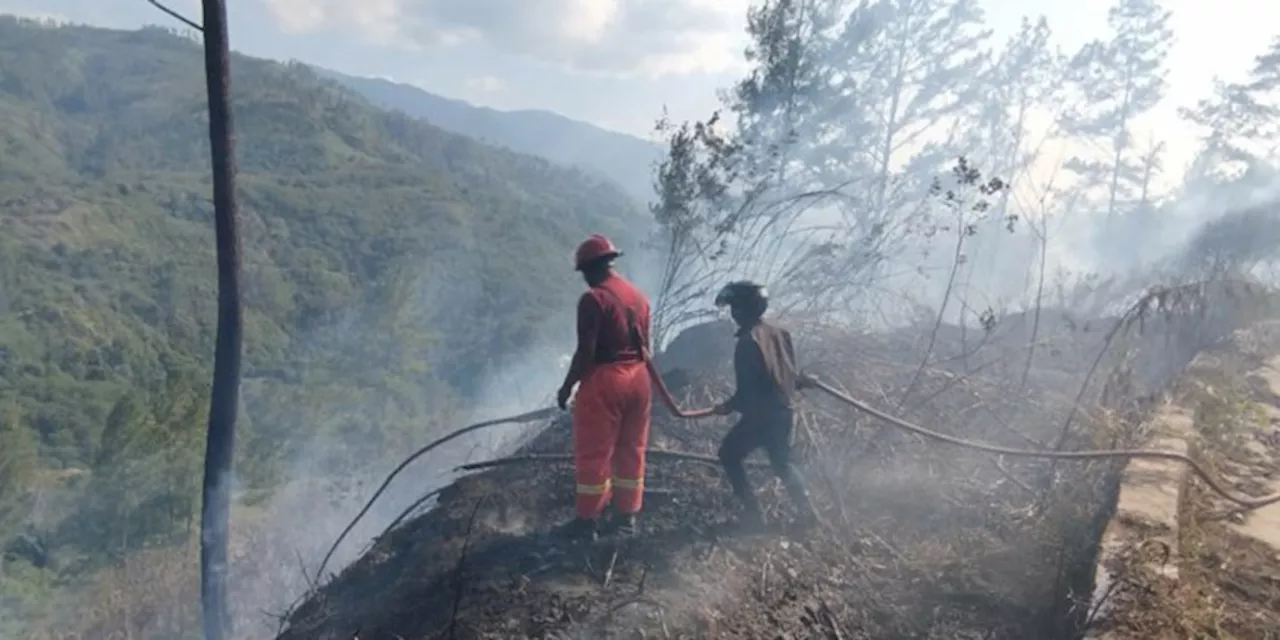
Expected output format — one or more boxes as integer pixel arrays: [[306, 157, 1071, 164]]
[[259, 0, 334, 33], [259, 0, 748, 78], [465, 75, 506, 93]]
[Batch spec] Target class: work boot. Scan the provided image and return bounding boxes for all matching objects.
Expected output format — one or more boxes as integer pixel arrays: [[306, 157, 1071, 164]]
[[611, 513, 638, 538], [553, 517, 598, 544]]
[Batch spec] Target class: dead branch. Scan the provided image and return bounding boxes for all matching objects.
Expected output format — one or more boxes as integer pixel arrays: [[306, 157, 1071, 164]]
[[602, 546, 620, 588], [293, 548, 316, 593], [1051, 279, 1274, 457], [313, 407, 558, 587], [447, 496, 488, 640], [145, 0, 203, 31], [991, 457, 1037, 496], [372, 486, 446, 545]]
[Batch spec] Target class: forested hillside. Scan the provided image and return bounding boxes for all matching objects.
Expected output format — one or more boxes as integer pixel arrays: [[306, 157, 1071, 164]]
[[0, 16, 646, 634], [319, 69, 664, 203]]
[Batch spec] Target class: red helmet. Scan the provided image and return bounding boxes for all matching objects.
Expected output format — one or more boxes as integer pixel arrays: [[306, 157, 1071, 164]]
[[574, 234, 621, 270]]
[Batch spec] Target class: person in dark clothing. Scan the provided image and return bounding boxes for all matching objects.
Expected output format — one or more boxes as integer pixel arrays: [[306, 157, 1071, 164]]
[[711, 281, 817, 529]]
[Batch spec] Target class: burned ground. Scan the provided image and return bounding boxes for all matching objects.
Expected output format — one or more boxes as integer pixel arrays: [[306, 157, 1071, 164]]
[[277, 298, 1276, 640]]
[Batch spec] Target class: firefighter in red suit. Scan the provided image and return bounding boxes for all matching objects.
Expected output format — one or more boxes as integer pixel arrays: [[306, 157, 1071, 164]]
[[555, 234, 652, 542]]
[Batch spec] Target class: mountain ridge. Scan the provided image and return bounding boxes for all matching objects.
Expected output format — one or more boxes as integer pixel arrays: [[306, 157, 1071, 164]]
[[314, 68, 665, 204]]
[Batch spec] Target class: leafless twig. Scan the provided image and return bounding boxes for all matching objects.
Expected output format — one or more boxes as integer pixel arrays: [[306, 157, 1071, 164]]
[[447, 495, 489, 639], [314, 406, 557, 587], [293, 548, 316, 592], [145, 0, 203, 31], [369, 486, 446, 547]]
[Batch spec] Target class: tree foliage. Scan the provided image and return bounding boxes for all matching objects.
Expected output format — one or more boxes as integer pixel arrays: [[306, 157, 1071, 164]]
[[1181, 37, 1280, 187], [648, 0, 1010, 335], [1059, 0, 1173, 217]]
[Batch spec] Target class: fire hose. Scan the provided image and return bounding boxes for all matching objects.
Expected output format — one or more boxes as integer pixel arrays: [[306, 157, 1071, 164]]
[[805, 377, 1280, 510], [312, 357, 1280, 588]]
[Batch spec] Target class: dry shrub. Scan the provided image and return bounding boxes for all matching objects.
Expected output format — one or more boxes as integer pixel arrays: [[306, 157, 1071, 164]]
[[28, 510, 321, 640], [28, 541, 201, 640]]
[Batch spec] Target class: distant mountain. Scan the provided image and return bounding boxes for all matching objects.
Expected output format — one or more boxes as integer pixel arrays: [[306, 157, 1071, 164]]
[[316, 69, 664, 204]]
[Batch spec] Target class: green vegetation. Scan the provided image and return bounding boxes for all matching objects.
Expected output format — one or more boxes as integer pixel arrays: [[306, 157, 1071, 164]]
[[0, 15, 646, 635]]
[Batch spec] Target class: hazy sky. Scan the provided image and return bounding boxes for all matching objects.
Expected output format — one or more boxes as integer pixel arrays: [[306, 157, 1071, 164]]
[[1, 0, 1276, 172]]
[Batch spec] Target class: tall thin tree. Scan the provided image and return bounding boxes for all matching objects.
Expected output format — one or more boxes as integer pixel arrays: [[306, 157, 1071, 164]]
[[1059, 0, 1173, 220], [197, 0, 242, 638], [143, 0, 242, 635]]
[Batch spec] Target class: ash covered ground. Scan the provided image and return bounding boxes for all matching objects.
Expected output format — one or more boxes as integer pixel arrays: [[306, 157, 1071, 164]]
[[277, 302, 1269, 640]]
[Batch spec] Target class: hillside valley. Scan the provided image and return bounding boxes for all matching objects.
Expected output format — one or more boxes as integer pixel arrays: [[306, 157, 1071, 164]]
[[0, 16, 650, 636]]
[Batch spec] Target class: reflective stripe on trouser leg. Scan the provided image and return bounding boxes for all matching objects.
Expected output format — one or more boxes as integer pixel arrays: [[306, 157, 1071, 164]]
[[577, 479, 612, 501], [611, 361, 651, 515], [611, 476, 643, 513], [572, 367, 622, 519]]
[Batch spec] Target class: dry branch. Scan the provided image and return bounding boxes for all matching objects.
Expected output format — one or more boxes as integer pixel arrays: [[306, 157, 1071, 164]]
[[146, 0, 202, 31], [447, 496, 488, 639], [312, 407, 558, 587]]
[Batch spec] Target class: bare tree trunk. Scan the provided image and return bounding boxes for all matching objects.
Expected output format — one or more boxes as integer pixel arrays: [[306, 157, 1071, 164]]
[[1021, 221, 1048, 389], [1104, 71, 1135, 221], [900, 222, 966, 405], [198, 1, 243, 638], [958, 256, 974, 372]]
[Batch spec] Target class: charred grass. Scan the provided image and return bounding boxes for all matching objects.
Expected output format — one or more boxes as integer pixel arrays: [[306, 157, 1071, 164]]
[[278, 324, 1140, 640]]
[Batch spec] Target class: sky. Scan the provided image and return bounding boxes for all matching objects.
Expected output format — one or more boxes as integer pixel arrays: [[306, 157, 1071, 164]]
[[0, 0, 1276, 173]]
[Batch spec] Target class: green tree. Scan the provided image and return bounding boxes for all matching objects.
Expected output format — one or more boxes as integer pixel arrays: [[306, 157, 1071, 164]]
[[63, 377, 203, 560], [0, 402, 38, 535], [1060, 0, 1173, 219]]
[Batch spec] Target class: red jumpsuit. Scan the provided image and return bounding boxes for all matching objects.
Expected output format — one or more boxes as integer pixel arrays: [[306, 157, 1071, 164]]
[[565, 273, 652, 520]]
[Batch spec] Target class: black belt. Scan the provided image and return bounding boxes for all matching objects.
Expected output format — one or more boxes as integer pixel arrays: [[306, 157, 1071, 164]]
[[595, 353, 644, 364]]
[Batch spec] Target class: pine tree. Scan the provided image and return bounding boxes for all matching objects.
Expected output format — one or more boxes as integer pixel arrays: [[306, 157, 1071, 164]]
[[1180, 36, 1280, 186], [731, 0, 846, 189], [1059, 0, 1173, 219], [819, 0, 992, 211], [959, 16, 1058, 300]]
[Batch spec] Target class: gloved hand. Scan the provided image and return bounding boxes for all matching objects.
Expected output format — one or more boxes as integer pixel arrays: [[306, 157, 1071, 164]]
[[712, 402, 733, 416], [797, 373, 818, 390], [557, 384, 573, 410]]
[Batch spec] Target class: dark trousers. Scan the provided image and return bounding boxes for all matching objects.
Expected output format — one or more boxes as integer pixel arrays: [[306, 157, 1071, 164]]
[[717, 407, 813, 515]]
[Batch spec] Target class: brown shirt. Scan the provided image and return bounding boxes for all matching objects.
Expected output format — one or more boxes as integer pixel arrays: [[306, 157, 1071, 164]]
[[724, 320, 800, 414]]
